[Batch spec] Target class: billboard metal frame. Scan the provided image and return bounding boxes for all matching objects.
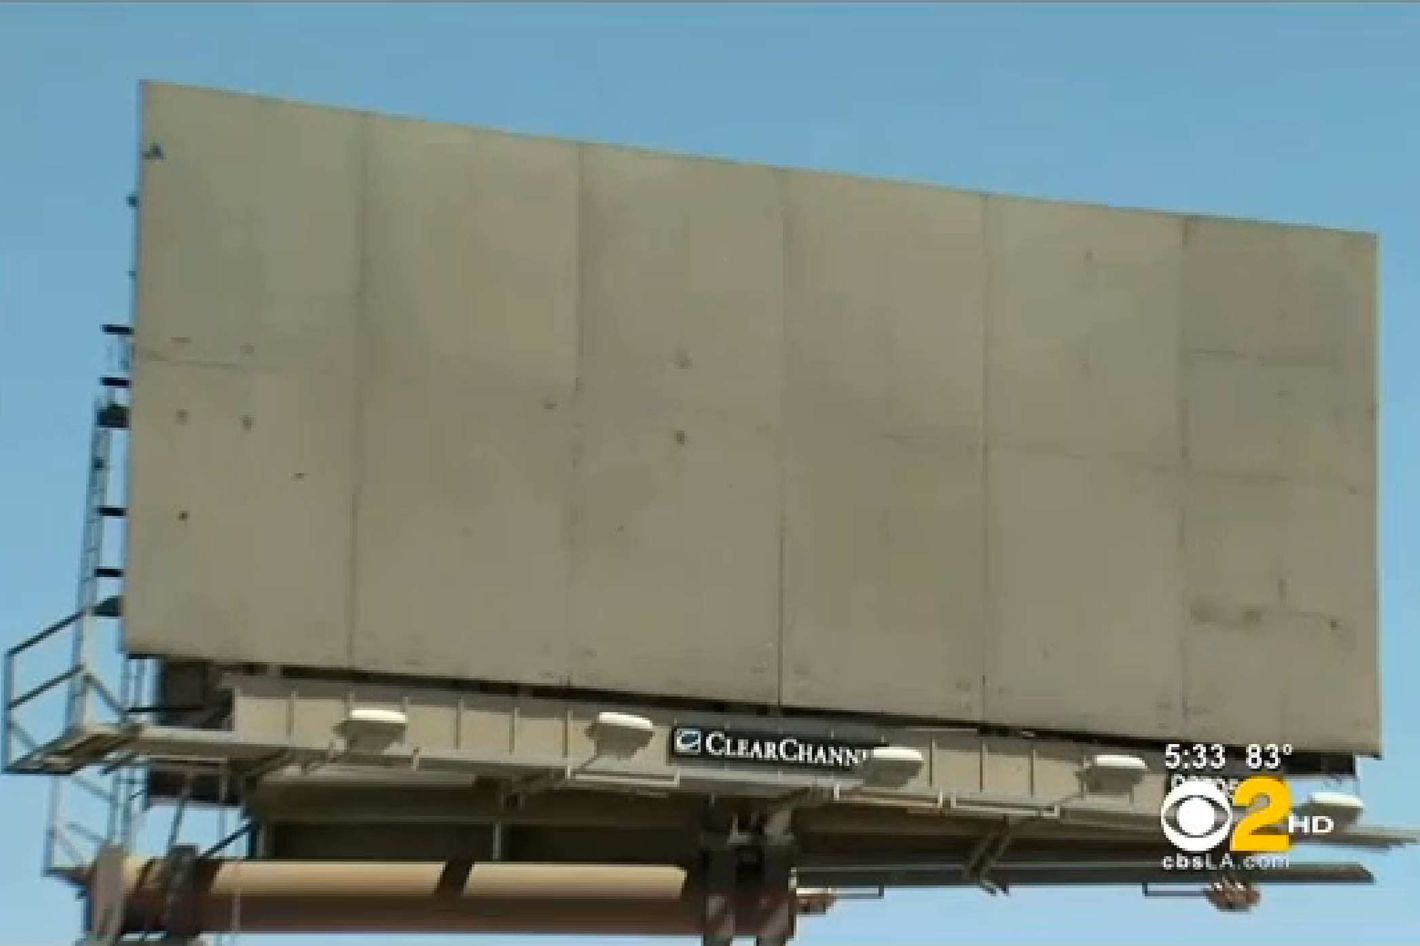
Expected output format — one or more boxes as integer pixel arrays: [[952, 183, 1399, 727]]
[[0, 85, 1405, 944]]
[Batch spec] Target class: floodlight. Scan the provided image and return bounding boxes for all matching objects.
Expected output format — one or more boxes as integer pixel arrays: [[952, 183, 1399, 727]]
[[1298, 791, 1365, 828], [1084, 753, 1148, 789], [592, 711, 654, 738], [863, 745, 925, 785], [589, 710, 655, 757], [342, 706, 408, 732], [338, 706, 408, 749]]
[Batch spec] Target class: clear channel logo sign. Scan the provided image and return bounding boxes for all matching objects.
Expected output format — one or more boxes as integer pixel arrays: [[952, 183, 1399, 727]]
[[1159, 776, 1335, 867], [673, 728, 703, 755]]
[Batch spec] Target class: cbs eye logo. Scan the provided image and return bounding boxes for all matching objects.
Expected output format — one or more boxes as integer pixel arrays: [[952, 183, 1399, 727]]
[[1160, 777, 1296, 854], [1160, 781, 1234, 852]]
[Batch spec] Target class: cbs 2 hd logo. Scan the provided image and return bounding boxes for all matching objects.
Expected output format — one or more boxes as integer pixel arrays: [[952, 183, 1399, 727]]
[[1160, 777, 1334, 854]]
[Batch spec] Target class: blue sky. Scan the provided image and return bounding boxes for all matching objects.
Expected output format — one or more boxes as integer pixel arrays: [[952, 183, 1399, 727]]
[[2, 3, 1418, 943]]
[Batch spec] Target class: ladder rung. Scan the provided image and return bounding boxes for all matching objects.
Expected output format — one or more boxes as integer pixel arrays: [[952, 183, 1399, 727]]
[[97, 404, 129, 429], [100, 376, 130, 390], [101, 324, 133, 337], [95, 566, 124, 580], [98, 505, 127, 518], [95, 596, 123, 618]]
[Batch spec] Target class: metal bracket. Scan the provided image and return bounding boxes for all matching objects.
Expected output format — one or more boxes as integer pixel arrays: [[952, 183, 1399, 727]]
[[158, 844, 201, 938], [962, 818, 1018, 895]]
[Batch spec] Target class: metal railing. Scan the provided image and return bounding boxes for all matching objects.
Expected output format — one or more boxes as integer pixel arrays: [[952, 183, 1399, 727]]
[[1, 326, 149, 877], [3, 606, 129, 773]]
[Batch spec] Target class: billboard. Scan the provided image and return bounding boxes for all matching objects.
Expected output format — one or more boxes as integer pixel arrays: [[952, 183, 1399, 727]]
[[125, 82, 1379, 755]]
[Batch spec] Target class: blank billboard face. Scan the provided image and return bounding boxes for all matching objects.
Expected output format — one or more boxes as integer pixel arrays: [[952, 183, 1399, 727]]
[[125, 83, 1379, 755]]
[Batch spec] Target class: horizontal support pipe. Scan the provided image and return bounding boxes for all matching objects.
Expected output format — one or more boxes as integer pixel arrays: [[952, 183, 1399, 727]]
[[95, 858, 800, 936], [88, 853, 1380, 937]]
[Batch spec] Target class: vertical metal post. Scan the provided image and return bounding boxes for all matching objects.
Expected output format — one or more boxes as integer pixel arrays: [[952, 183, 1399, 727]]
[[702, 838, 736, 946], [754, 838, 796, 946], [490, 821, 505, 861], [42, 776, 66, 876], [116, 659, 147, 848], [1, 645, 14, 770], [67, 397, 111, 732], [83, 844, 129, 946]]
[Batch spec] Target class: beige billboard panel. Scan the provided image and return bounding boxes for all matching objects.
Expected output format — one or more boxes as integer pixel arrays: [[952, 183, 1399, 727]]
[[569, 146, 783, 703], [982, 199, 1186, 736], [126, 84, 1379, 755], [127, 86, 361, 669], [1179, 219, 1378, 753], [780, 173, 987, 720], [350, 117, 581, 685]]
